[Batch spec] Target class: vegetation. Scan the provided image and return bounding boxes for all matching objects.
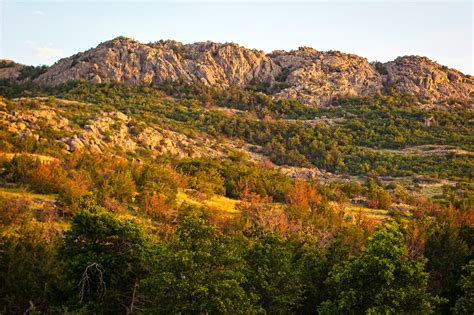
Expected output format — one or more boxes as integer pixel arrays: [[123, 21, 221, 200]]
[[0, 79, 472, 313]]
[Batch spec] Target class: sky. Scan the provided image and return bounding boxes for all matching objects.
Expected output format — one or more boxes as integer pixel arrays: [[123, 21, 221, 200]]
[[1, 1, 472, 74]]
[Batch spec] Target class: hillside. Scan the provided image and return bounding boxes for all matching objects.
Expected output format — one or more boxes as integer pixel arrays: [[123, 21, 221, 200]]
[[0, 38, 473, 314], [1, 37, 473, 106]]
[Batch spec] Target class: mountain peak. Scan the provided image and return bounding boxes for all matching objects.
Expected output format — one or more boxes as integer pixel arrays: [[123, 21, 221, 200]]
[[5, 37, 473, 106]]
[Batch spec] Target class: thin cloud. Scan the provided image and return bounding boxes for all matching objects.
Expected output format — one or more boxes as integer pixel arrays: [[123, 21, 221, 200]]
[[35, 46, 63, 59], [25, 40, 63, 61], [33, 10, 45, 16]]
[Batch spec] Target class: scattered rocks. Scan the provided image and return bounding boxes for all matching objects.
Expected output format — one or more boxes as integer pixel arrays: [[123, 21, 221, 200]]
[[61, 111, 221, 158], [278, 165, 323, 180], [1, 108, 71, 141]]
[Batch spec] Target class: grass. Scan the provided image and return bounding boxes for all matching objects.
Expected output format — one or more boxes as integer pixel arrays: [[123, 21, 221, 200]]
[[177, 189, 392, 221], [177, 190, 240, 213], [0, 152, 58, 163], [204, 195, 240, 213], [343, 203, 390, 221], [0, 186, 57, 200], [177, 191, 202, 207]]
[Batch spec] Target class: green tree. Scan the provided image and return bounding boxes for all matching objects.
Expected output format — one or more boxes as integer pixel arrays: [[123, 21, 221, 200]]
[[0, 228, 62, 314], [104, 168, 137, 203], [4, 154, 40, 184], [138, 164, 178, 207], [295, 239, 331, 314], [452, 260, 474, 314], [243, 232, 304, 313], [319, 223, 443, 314], [424, 213, 469, 312], [191, 168, 226, 196], [59, 206, 150, 313], [366, 178, 392, 209], [142, 217, 260, 314]]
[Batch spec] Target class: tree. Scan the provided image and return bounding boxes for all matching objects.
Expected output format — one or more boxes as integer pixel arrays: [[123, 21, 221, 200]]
[[319, 223, 443, 314], [424, 209, 469, 312], [286, 179, 322, 220], [59, 206, 150, 313], [103, 168, 137, 203], [4, 154, 40, 184], [366, 179, 392, 209], [0, 228, 61, 314], [29, 160, 68, 194], [190, 168, 226, 197], [452, 260, 474, 314], [138, 164, 178, 213], [243, 232, 304, 313], [57, 170, 92, 214], [295, 238, 331, 314], [142, 217, 260, 314]]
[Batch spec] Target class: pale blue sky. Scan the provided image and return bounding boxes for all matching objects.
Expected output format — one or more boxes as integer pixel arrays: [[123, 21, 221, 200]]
[[1, 1, 472, 74]]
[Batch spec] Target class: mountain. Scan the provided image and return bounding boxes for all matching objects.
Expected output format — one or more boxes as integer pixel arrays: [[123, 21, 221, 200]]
[[2, 37, 472, 106]]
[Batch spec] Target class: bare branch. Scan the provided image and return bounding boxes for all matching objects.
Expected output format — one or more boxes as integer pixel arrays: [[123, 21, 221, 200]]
[[78, 262, 107, 303]]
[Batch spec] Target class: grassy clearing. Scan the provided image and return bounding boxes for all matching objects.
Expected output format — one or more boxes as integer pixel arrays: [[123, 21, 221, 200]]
[[0, 152, 58, 163], [361, 145, 474, 157], [417, 183, 446, 198], [178, 189, 393, 221], [343, 203, 390, 221], [203, 195, 240, 213], [176, 191, 203, 207], [177, 190, 240, 213], [0, 186, 57, 200]]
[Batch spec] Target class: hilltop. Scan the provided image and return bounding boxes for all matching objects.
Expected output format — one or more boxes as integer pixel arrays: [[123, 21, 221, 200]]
[[1, 37, 472, 106]]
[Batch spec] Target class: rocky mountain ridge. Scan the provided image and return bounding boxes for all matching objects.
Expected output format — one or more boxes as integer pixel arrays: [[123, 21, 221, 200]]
[[1, 37, 473, 106]]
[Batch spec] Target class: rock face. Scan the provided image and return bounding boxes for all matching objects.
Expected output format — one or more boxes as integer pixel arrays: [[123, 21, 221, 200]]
[[30, 37, 474, 106], [35, 37, 277, 87], [0, 60, 23, 80], [269, 48, 382, 106], [381, 56, 473, 103]]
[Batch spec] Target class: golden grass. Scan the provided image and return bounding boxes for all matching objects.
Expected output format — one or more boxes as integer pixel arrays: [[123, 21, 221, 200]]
[[343, 203, 390, 221], [178, 190, 393, 220], [176, 191, 202, 206], [0, 152, 58, 163], [0, 187, 57, 200], [204, 195, 240, 213], [177, 190, 240, 213]]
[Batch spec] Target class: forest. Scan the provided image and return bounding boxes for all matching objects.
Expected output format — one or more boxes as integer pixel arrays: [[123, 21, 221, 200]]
[[0, 79, 472, 314]]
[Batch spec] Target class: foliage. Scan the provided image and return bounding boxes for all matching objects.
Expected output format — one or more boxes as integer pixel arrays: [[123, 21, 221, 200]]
[[319, 223, 443, 314], [452, 260, 474, 314], [142, 217, 261, 314], [0, 79, 472, 313], [0, 228, 62, 314], [243, 232, 304, 313], [1, 81, 472, 179], [59, 206, 151, 313]]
